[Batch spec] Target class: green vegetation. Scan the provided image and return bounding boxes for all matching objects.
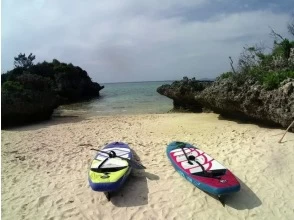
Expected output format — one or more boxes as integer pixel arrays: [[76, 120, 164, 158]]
[[2, 81, 24, 92], [170, 77, 211, 94], [13, 53, 35, 69], [2, 53, 103, 102], [216, 72, 234, 81], [218, 19, 294, 90]]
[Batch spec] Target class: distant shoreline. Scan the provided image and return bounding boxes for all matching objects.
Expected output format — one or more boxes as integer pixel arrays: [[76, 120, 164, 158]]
[[101, 80, 176, 84], [101, 78, 215, 84]]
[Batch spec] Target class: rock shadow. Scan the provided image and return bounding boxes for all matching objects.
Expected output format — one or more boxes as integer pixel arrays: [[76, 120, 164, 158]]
[[2, 115, 88, 131], [218, 114, 282, 130]]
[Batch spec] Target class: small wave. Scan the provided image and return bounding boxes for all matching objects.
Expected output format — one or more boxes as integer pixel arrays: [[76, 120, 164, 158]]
[[112, 106, 126, 109]]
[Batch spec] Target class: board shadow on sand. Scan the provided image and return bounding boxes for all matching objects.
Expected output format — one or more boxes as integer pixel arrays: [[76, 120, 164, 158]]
[[110, 148, 159, 207], [217, 114, 282, 130], [110, 170, 159, 207], [224, 178, 262, 209], [205, 177, 262, 209]]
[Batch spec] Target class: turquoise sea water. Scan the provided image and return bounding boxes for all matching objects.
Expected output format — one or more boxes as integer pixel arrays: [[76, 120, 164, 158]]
[[55, 81, 174, 116]]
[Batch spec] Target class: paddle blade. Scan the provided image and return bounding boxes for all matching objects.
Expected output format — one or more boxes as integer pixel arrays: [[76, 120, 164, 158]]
[[175, 142, 186, 148], [128, 159, 146, 169]]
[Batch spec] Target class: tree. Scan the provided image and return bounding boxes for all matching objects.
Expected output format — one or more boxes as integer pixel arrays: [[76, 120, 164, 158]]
[[14, 53, 36, 68], [288, 14, 294, 37]]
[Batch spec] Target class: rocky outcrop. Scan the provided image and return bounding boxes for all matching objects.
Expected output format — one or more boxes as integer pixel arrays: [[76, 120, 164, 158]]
[[54, 71, 104, 103], [194, 78, 294, 131], [1, 61, 104, 128], [157, 37, 294, 131], [157, 77, 213, 112], [2, 90, 58, 127], [157, 76, 293, 131], [1, 74, 59, 127]]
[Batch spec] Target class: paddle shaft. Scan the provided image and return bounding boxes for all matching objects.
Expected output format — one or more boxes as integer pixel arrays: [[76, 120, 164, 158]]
[[180, 146, 193, 165], [190, 157, 206, 174], [90, 148, 146, 169], [179, 145, 206, 173], [278, 120, 294, 143]]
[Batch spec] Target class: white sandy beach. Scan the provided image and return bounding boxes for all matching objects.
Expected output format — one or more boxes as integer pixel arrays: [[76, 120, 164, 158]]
[[1, 113, 294, 220]]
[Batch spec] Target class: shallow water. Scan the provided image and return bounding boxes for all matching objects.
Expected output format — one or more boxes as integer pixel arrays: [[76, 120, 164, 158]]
[[55, 81, 173, 117]]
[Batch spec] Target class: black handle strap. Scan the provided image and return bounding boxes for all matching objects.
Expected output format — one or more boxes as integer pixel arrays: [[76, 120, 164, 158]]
[[179, 143, 193, 165], [188, 155, 206, 174], [177, 142, 206, 174], [98, 157, 109, 170], [90, 148, 146, 169]]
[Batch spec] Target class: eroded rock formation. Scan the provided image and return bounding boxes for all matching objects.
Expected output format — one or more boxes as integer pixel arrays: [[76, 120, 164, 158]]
[[195, 78, 294, 131], [157, 77, 213, 112], [157, 77, 294, 131]]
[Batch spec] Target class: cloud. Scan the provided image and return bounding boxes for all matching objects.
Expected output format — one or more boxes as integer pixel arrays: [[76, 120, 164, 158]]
[[1, 0, 292, 83]]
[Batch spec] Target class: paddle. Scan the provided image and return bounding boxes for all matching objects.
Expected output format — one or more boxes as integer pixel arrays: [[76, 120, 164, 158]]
[[177, 143, 193, 165], [90, 148, 146, 169], [177, 142, 206, 174], [187, 155, 206, 174]]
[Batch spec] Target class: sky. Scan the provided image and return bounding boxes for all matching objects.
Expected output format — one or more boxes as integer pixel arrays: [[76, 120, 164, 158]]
[[1, 0, 293, 83]]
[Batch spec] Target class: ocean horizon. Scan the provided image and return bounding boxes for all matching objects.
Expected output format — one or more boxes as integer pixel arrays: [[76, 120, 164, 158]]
[[100, 79, 176, 84], [100, 77, 214, 84], [55, 81, 174, 117]]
